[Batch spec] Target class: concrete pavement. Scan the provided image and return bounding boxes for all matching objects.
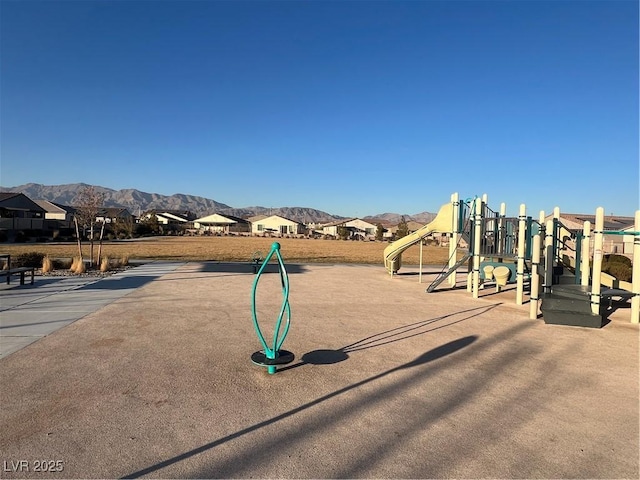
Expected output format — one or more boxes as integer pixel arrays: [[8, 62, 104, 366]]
[[0, 262, 186, 358], [0, 262, 638, 478]]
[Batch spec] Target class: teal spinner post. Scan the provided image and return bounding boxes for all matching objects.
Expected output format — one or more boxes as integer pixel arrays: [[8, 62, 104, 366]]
[[250, 242, 294, 374]]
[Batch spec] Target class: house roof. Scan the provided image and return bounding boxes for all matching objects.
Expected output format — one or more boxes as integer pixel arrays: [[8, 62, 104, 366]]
[[387, 221, 426, 233], [50, 201, 77, 214], [97, 207, 132, 217], [157, 212, 189, 222], [146, 209, 196, 221], [322, 218, 380, 229], [322, 218, 357, 228], [0, 192, 47, 213], [546, 213, 635, 232], [194, 213, 249, 225], [253, 214, 302, 225], [0, 192, 21, 202], [34, 200, 68, 215]]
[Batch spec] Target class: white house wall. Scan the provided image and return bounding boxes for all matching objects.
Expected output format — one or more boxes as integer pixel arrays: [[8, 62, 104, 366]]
[[251, 216, 303, 235], [347, 219, 377, 235], [322, 219, 378, 238]]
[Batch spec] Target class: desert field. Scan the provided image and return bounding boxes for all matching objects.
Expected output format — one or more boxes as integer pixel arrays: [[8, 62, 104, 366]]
[[0, 236, 454, 265]]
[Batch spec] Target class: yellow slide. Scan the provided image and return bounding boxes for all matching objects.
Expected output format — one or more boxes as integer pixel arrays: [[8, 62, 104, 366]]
[[384, 202, 455, 274]]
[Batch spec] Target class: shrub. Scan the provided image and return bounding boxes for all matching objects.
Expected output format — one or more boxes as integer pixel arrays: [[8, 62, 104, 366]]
[[113, 254, 129, 268], [70, 257, 86, 274], [604, 254, 632, 267], [13, 252, 45, 268], [53, 258, 72, 270], [337, 225, 350, 240], [100, 256, 110, 272], [0, 230, 7, 243], [42, 256, 54, 273], [604, 262, 632, 283]]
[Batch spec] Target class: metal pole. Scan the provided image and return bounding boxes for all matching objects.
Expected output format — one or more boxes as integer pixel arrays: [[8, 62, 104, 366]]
[[448, 192, 459, 288], [544, 220, 554, 294], [574, 231, 582, 285], [516, 204, 526, 305], [472, 198, 483, 299], [581, 221, 591, 286], [419, 238, 423, 284], [591, 208, 604, 315], [529, 233, 542, 319], [631, 211, 640, 323]]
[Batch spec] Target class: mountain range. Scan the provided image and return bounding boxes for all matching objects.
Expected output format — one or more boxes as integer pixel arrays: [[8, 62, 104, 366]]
[[1, 183, 436, 225]]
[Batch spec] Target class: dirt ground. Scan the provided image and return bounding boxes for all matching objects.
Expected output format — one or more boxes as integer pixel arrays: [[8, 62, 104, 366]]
[[0, 262, 638, 479]]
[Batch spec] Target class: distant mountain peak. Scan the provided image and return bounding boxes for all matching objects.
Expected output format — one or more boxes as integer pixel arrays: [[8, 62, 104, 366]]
[[0, 183, 346, 224]]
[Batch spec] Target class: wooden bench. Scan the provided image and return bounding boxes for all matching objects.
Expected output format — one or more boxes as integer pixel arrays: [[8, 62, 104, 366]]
[[0, 267, 35, 285], [0, 254, 35, 285]]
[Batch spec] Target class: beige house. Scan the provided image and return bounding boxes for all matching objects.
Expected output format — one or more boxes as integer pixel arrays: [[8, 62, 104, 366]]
[[95, 207, 134, 224], [622, 225, 638, 255], [545, 213, 636, 255], [33, 200, 74, 221], [322, 218, 378, 239], [250, 214, 305, 236], [384, 220, 426, 240], [194, 213, 250, 234]]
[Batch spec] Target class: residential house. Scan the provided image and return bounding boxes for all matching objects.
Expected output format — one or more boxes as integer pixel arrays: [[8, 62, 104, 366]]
[[34, 200, 75, 222], [33, 200, 76, 234], [622, 224, 638, 255], [250, 214, 306, 236], [545, 213, 636, 255], [384, 220, 426, 240], [322, 218, 379, 240], [0, 192, 47, 232], [96, 207, 134, 224], [194, 213, 251, 234], [143, 210, 195, 224], [148, 212, 190, 225]]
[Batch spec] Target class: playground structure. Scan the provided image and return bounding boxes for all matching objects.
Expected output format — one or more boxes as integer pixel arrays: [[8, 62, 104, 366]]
[[384, 193, 640, 327], [250, 242, 294, 374]]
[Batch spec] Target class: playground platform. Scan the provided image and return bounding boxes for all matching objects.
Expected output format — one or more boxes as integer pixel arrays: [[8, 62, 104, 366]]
[[0, 262, 638, 478]]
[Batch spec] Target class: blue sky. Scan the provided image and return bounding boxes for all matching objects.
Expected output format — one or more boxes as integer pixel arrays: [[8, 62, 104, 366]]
[[1, 0, 638, 217]]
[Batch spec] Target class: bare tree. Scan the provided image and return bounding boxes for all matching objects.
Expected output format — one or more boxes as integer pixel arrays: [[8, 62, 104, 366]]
[[75, 186, 104, 267]]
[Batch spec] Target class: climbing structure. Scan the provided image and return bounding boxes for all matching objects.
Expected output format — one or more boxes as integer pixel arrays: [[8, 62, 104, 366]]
[[383, 193, 640, 327]]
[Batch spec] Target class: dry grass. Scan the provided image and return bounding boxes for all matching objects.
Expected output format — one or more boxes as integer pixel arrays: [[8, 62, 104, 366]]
[[70, 256, 86, 274], [42, 256, 54, 273], [0, 237, 456, 266], [100, 256, 110, 272]]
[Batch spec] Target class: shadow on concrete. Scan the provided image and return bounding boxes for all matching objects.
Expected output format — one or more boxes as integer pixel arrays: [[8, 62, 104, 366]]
[[601, 299, 631, 324], [280, 304, 500, 372], [394, 269, 451, 276], [0, 276, 83, 293], [197, 262, 307, 275], [76, 275, 160, 291], [0, 318, 78, 330], [188, 321, 540, 479], [122, 335, 478, 479]]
